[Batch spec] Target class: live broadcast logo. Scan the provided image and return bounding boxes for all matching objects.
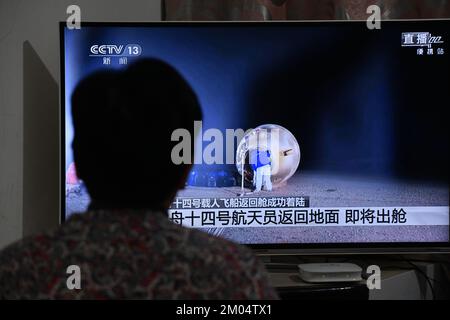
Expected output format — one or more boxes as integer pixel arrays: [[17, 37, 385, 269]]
[[401, 32, 445, 56], [401, 32, 444, 48]]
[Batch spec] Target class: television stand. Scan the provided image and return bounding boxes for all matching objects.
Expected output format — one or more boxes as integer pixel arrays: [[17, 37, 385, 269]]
[[264, 256, 448, 300]]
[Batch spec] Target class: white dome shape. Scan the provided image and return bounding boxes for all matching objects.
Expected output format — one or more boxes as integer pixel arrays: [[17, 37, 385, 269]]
[[236, 124, 300, 188]]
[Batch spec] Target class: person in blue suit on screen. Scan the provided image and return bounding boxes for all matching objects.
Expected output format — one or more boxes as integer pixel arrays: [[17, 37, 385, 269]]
[[250, 149, 272, 192]]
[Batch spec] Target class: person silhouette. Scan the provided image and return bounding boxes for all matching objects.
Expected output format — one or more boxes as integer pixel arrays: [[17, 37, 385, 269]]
[[0, 59, 277, 300]]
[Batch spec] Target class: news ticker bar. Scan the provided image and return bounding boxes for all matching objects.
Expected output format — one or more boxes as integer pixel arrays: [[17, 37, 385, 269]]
[[167, 206, 449, 228], [170, 196, 310, 210]]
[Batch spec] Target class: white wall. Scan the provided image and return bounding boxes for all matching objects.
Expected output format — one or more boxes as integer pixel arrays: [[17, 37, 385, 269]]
[[0, 0, 161, 249]]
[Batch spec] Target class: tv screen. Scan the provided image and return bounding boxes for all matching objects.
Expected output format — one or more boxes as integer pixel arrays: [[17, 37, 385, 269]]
[[61, 21, 449, 252]]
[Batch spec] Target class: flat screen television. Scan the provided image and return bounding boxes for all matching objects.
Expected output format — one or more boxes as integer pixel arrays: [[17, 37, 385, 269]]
[[60, 20, 450, 254]]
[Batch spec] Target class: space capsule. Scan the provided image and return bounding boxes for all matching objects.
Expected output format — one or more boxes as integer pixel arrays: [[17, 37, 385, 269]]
[[235, 124, 301, 189]]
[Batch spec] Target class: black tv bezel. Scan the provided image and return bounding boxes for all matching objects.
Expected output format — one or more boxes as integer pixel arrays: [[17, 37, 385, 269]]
[[59, 20, 450, 254]]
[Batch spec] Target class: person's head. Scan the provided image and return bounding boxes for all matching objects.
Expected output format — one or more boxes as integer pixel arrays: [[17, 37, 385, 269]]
[[71, 58, 202, 210]]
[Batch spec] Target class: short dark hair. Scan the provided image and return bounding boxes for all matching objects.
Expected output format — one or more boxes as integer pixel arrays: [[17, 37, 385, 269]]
[[71, 58, 202, 208]]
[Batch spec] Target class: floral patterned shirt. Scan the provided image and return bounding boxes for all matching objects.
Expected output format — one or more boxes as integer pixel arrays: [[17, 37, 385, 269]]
[[0, 209, 278, 299]]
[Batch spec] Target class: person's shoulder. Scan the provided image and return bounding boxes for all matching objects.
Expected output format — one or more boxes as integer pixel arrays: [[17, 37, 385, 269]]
[[0, 212, 90, 298], [0, 232, 54, 266], [168, 224, 278, 299], [0, 212, 89, 265], [163, 217, 245, 252], [0, 232, 55, 298], [185, 225, 254, 259]]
